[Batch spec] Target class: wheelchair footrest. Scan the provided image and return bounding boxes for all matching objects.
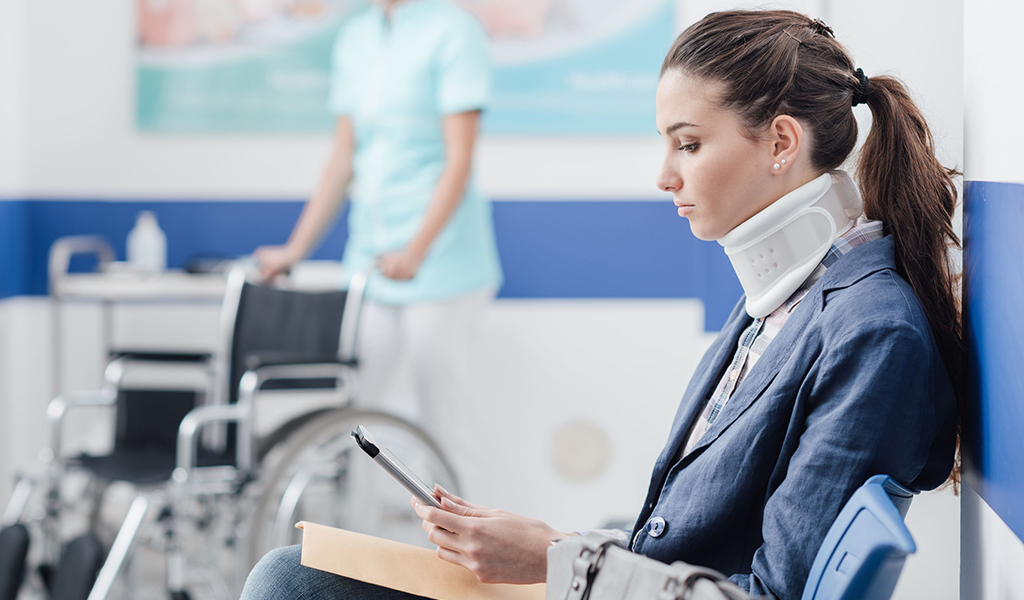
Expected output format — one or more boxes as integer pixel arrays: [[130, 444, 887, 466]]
[[0, 524, 29, 600]]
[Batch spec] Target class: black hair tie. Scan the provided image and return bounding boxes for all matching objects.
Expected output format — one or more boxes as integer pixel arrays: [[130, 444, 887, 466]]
[[810, 18, 835, 38], [852, 68, 870, 107]]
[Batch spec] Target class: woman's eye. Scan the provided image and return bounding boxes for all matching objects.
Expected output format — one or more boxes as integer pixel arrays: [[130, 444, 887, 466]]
[[678, 143, 700, 153]]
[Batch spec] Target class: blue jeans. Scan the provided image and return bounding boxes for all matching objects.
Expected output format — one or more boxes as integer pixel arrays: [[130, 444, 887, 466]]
[[241, 545, 430, 600]]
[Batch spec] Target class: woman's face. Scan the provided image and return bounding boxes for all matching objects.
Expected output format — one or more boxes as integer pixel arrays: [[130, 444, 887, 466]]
[[655, 71, 779, 241]]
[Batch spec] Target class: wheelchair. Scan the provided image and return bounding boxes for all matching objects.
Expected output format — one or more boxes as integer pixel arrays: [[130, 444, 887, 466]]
[[0, 262, 460, 600]]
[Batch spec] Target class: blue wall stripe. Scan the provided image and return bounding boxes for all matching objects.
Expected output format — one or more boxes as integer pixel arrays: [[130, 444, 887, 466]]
[[0, 200, 30, 299], [0, 199, 741, 331], [964, 180, 1024, 544]]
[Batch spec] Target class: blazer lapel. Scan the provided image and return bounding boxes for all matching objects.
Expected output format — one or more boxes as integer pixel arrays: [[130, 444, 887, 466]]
[[684, 237, 897, 457], [684, 290, 819, 458], [653, 299, 751, 472]]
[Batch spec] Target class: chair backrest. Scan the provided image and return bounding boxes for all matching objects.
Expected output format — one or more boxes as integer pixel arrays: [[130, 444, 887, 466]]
[[114, 389, 197, 453], [216, 265, 366, 407], [801, 475, 917, 600]]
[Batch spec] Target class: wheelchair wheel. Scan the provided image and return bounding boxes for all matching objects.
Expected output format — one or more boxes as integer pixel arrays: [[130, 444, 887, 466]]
[[245, 409, 460, 569]]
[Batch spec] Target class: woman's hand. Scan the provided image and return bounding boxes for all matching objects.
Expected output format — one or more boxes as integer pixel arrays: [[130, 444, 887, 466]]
[[378, 247, 425, 281], [254, 245, 301, 282], [412, 486, 570, 584]]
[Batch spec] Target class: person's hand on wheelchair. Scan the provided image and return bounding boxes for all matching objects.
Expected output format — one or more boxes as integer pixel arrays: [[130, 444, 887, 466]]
[[254, 245, 302, 282], [412, 485, 571, 585]]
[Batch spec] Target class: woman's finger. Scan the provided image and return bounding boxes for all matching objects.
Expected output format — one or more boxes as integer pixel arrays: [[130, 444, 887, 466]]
[[425, 523, 463, 551], [439, 496, 475, 517], [413, 500, 470, 533], [435, 485, 488, 511], [436, 546, 473, 572]]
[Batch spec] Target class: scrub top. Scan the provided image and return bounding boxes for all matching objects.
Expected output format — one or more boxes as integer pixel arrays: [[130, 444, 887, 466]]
[[331, 0, 503, 304]]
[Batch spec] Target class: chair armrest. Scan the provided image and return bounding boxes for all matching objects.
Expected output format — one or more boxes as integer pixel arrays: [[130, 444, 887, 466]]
[[104, 353, 214, 391], [45, 389, 117, 463], [174, 403, 251, 482], [230, 362, 356, 472], [110, 351, 213, 363], [236, 362, 356, 407], [242, 351, 353, 370], [176, 363, 354, 483]]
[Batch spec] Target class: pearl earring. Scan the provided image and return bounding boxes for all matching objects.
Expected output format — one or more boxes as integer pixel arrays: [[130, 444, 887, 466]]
[[781, 159, 787, 166], [773, 163, 781, 171]]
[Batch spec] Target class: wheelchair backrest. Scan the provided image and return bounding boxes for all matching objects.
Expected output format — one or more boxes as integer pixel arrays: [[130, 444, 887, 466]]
[[227, 280, 349, 406], [115, 389, 197, 453]]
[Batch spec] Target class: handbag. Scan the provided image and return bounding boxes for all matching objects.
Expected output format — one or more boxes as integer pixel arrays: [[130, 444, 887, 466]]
[[546, 534, 753, 600]]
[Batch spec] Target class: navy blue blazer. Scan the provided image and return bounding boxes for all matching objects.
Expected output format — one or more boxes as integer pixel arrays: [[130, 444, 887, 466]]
[[629, 236, 956, 599]]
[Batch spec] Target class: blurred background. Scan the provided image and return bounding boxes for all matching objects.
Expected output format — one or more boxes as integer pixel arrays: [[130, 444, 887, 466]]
[[0, 1, 1010, 599]]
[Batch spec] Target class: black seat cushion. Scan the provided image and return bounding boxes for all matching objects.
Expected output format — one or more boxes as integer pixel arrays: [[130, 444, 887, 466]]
[[74, 446, 236, 486]]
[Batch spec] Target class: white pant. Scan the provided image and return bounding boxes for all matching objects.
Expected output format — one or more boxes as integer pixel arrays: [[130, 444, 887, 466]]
[[356, 288, 494, 496]]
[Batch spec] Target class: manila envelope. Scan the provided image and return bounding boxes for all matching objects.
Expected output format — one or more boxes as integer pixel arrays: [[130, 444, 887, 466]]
[[297, 522, 547, 600]]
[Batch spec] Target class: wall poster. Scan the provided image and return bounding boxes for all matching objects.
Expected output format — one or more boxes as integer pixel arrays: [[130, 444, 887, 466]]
[[136, 0, 673, 134]]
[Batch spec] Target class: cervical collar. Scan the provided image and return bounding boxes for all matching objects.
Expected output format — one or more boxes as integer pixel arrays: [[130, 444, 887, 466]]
[[718, 171, 863, 318]]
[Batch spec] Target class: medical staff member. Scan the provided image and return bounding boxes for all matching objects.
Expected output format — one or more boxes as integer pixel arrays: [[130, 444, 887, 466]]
[[256, 0, 502, 487], [243, 10, 960, 600]]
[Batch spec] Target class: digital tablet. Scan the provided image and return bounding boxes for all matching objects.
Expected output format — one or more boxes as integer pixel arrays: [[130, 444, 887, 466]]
[[351, 425, 443, 509]]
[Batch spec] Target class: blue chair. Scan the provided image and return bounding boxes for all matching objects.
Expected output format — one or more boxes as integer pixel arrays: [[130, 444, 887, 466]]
[[801, 475, 917, 600]]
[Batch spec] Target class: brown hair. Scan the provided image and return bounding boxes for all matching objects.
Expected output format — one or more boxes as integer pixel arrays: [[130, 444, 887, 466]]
[[662, 10, 965, 486]]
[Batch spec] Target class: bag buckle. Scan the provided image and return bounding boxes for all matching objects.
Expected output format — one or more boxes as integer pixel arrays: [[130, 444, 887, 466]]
[[658, 577, 684, 600], [566, 542, 612, 600]]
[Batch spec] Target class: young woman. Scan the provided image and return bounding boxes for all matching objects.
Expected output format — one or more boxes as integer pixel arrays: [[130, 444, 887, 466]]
[[241, 10, 960, 600]]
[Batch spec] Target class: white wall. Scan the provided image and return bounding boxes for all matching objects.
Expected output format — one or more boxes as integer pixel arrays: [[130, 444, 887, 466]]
[[0, 0, 28, 531], [961, 0, 1024, 598], [12, 0, 965, 201], [17, 0, 667, 200], [0, 0, 27, 197], [0, 0, 967, 598], [961, 485, 1024, 600], [965, 0, 1024, 186]]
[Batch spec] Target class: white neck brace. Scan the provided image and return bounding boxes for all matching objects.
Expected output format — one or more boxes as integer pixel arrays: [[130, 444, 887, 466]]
[[718, 171, 863, 318]]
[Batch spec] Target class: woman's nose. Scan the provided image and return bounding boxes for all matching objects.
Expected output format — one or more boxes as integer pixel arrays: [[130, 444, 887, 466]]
[[656, 161, 680, 192]]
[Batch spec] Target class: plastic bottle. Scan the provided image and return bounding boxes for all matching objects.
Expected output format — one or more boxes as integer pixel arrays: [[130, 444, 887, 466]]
[[127, 211, 167, 275]]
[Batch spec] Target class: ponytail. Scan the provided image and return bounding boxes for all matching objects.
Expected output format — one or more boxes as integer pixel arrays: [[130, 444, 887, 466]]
[[858, 76, 965, 486]]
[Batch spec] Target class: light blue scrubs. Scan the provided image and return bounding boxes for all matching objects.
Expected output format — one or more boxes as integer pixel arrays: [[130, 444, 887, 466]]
[[331, 0, 503, 304]]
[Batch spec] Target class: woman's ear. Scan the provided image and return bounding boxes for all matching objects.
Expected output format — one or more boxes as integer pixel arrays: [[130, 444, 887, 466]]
[[769, 115, 803, 173]]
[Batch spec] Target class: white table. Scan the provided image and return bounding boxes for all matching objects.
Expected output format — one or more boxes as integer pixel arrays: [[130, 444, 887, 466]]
[[48, 235, 346, 395]]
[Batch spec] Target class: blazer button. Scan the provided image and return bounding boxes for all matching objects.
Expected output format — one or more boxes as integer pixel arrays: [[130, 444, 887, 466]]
[[646, 517, 666, 538]]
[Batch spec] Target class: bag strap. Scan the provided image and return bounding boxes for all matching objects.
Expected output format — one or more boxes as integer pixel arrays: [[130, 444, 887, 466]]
[[659, 563, 750, 600], [563, 537, 618, 600]]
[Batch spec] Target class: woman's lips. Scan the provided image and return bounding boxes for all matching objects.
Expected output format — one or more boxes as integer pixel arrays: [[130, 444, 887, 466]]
[[674, 201, 694, 217]]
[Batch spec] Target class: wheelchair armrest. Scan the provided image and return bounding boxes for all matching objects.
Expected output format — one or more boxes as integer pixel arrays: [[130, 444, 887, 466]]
[[236, 362, 356, 407], [45, 389, 117, 463], [110, 351, 212, 363], [243, 351, 354, 370], [175, 403, 251, 482], [104, 352, 214, 391], [174, 363, 355, 483]]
